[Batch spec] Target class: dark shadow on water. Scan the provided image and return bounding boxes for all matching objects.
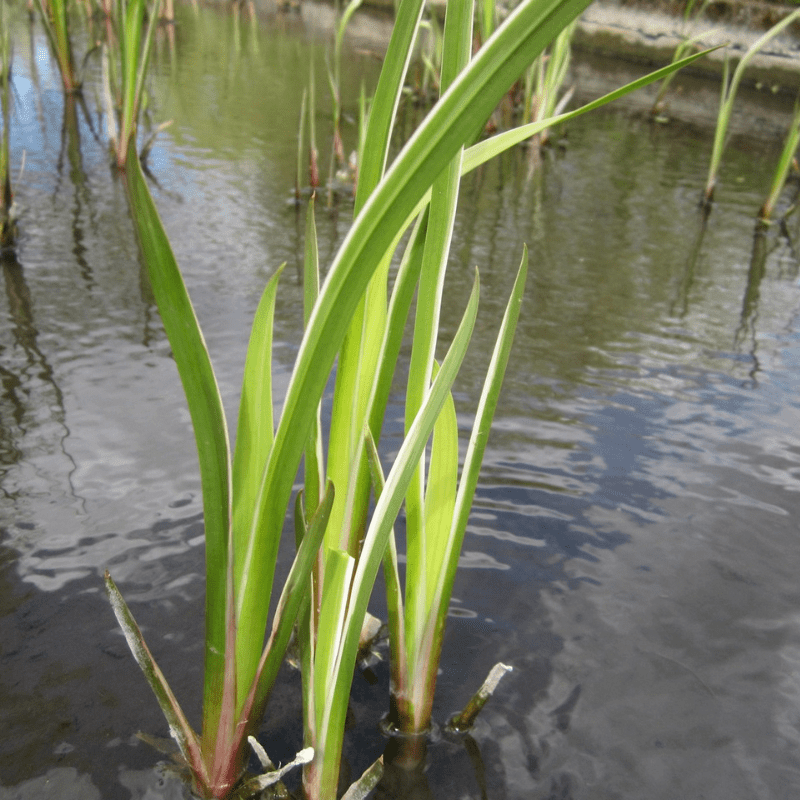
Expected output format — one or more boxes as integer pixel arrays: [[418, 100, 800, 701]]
[[734, 225, 769, 386], [735, 221, 800, 386], [57, 95, 96, 290], [670, 209, 708, 320], [0, 248, 81, 508]]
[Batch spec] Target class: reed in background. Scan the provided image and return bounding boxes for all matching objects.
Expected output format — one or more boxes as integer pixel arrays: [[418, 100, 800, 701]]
[[34, 0, 81, 93], [759, 101, 800, 223], [522, 18, 575, 172], [323, 0, 363, 204], [104, 0, 163, 169], [704, 7, 800, 206], [650, 0, 714, 116]]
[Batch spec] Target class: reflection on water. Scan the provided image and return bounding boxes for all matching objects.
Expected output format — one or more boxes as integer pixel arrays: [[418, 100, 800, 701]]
[[2, 2, 800, 798]]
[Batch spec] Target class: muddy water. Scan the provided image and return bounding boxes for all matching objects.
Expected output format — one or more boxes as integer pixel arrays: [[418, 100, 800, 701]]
[[2, 4, 800, 799]]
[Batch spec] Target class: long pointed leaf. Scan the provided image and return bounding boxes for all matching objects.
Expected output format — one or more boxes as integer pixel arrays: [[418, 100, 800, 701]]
[[364, 430, 407, 709], [303, 199, 325, 518], [422, 248, 529, 701], [230, 262, 284, 713], [323, 0, 427, 565], [124, 140, 232, 747], [105, 571, 206, 787], [465, 45, 721, 171], [132, 0, 162, 144], [705, 10, 800, 199], [236, 482, 335, 743], [366, 209, 428, 439], [304, 547, 355, 800], [395, 250, 528, 734], [423, 364, 458, 613], [232, 266, 283, 639], [354, 0, 426, 211], [389, 46, 724, 231]]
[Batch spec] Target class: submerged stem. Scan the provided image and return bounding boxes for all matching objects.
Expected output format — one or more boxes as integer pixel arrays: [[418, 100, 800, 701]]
[[447, 662, 513, 732]]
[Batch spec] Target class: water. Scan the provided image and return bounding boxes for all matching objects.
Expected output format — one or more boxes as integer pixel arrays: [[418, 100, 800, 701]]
[[2, 4, 800, 798]]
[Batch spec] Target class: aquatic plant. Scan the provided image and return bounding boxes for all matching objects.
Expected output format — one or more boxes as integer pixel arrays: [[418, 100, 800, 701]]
[[651, 29, 715, 118], [294, 3, 713, 793], [33, 0, 81, 93], [106, 0, 714, 796], [322, 0, 364, 204], [355, 0, 519, 744], [704, 7, 800, 206], [295, 0, 531, 790], [109, 143, 327, 797], [759, 101, 800, 223], [411, 11, 443, 103], [650, 0, 715, 117], [522, 18, 575, 166], [101, 0, 162, 169]]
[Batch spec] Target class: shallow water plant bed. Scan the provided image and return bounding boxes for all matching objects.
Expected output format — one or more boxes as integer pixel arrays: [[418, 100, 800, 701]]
[[107, 2, 713, 797], [5, 0, 800, 796], [0, 0, 734, 798]]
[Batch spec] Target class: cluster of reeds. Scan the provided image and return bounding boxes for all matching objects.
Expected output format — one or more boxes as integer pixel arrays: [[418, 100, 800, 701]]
[[703, 7, 800, 211], [0, 0, 729, 797], [104, 1, 714, 798], [100, 0, 164, 169], [304, 1, 576, 204], [645, 3, 800, 227], [321, 0, 364, 203], [290, 1, 366, 206], [4, 5, 716, 796], [521, 18, 575, 172], [4, 0, 793, 793], [32, 0, 165, 168], [759, 101, 800, 224], [33, 0, 81, 93]]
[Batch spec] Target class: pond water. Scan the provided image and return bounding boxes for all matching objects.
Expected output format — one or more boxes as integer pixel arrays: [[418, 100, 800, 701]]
[[3, 3, 800, 799]]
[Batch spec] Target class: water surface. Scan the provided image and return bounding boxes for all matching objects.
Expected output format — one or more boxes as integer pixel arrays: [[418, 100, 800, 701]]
[[2, 4, 800, 799]]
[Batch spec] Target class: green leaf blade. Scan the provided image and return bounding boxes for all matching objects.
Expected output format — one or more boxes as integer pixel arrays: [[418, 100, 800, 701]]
[[104, 571, 206, 789], [236, 482, 335, 743], [354, 0, 426, 212], [423, 371, 458, 613], [124, 141, 232, 746], [426, 248, 529, 675], [235, 0, 593, 713], [231, 264, 284, 704], [403, 0, 473, 673]]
